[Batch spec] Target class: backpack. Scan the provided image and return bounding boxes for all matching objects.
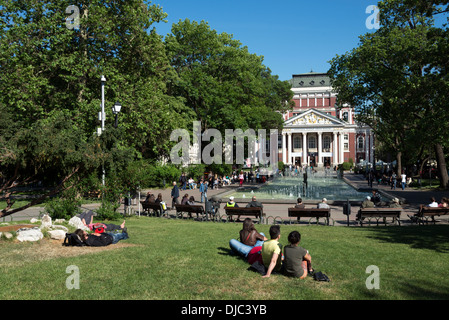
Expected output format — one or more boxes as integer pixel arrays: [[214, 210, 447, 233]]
[[63, 233, 85, 247]]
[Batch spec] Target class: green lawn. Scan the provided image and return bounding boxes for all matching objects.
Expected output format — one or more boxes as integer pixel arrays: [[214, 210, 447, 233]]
[[1, 217, 449, 300]]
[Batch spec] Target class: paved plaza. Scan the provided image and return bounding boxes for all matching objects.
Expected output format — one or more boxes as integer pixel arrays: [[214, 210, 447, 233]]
[[5, 173, 449, 227]]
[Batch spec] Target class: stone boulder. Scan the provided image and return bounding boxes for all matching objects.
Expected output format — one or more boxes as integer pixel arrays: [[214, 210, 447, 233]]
[[16, 227, 44, 242], [48, 229, 66, 240]]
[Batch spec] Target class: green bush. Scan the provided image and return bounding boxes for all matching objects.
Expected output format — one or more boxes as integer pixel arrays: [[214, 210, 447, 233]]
[[44, 194, 81, 220], [340, 161, 352, 171]]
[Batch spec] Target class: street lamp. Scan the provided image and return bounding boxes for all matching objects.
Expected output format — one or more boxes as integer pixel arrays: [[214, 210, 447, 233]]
[[112, 101, 121, 128]]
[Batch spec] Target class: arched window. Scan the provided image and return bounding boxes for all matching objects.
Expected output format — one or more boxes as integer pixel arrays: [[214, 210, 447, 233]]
[[308, 135, 316, 149]]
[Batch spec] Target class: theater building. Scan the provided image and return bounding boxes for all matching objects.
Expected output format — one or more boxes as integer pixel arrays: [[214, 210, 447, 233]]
[[279, 72, 374, 168]]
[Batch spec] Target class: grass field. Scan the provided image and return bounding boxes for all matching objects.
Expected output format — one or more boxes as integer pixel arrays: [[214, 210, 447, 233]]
[[1, 216, 449, 301]]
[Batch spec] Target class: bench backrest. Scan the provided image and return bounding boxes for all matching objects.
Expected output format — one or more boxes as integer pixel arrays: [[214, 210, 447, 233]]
[[175, 204, 204, 212], [359, 208, 402, 213], [288, 208, 330, 217], [141, 201, 163, 209], [419, 207, 449, 215], [224, 207, 263, 215]]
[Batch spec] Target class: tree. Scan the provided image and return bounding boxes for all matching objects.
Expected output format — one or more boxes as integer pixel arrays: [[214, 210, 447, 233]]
[[164, 19, 293, 165], [0, 0, 190, 216], [328, 0, 449, 188]]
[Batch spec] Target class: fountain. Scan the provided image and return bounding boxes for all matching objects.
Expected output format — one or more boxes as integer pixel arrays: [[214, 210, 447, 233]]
[[227, 168, 371, 203]]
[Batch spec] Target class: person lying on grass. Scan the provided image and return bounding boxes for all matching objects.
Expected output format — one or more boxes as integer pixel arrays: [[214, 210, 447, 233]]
[[74, 228, 129, 247], [283, 231, 314, 279]]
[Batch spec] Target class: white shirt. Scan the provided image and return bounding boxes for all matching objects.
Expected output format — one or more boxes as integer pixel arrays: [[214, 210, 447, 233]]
[[401, 174, 406, 183]]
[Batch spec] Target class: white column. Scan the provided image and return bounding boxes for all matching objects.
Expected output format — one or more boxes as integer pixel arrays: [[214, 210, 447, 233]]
[[287, 132, 292, 165], [302, 132, 307, 166], [317, 132, 323, 166], [339, 133, 344, 163], [333, 132, 338, 165], [282, 132, 287, 164]]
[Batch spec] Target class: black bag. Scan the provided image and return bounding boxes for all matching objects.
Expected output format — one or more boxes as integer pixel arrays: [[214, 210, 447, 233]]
[[313, 271, 330, 282], [63, 233, 85, 247], [247, 261, 267, 276]]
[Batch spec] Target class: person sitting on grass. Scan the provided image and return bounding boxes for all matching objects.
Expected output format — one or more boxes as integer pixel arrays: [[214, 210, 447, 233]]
[[261, 225, 283, 278], [74, 228, 129, 247], [229, 218, 267, 258], [283, 231, 314, 279]]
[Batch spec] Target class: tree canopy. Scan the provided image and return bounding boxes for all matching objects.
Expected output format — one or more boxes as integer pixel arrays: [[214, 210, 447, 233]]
[[0, 1, 293, 217], [328, 0, 449, 188]]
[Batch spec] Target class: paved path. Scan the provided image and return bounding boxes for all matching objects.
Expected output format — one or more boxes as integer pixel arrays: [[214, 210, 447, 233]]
[[4, 173, 449, 226]]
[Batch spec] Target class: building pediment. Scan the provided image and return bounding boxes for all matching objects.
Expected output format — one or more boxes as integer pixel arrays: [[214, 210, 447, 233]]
[[284, 109, 346, 127]]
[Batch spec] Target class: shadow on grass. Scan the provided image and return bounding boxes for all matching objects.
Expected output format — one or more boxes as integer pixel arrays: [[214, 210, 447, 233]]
[[358, 276, 449, 300], [356, 225, 449, 253]]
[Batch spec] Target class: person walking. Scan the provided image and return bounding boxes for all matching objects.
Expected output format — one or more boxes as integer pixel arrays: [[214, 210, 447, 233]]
[[171, 181, 180, 208]]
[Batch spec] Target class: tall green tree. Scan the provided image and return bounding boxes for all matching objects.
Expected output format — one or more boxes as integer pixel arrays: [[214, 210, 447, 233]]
[[0, 0, 189, 216], [164, 19, 293, 134], [328, 0, 449, 188]]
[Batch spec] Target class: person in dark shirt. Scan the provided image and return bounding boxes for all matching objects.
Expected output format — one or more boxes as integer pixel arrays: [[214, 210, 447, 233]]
[[75, 228, 128, 247], [246, 196, 263, 209], [171, 181, 180, 208], [294, 198, 305, 209], [283, 230, 313, 279]]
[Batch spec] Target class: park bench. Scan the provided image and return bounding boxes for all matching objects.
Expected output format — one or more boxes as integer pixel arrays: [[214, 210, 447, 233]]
[[287, 208, 332, 225], [356, 207, 402, 226], [174, 204, 205, 220], [224, 206, 265, 224], [413, 206, 449, 225], [140, 201, 166, 217]]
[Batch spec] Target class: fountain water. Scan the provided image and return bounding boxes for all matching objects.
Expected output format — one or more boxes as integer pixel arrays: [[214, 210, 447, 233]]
[[229, 168, 370, 202]]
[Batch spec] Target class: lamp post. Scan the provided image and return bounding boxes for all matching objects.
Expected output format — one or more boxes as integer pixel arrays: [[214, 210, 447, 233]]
[[100, 75, 106, 185], [112, 101, 121, 128]]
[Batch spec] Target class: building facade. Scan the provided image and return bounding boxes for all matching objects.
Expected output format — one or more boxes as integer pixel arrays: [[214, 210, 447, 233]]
[[279, 72, 374, 168]]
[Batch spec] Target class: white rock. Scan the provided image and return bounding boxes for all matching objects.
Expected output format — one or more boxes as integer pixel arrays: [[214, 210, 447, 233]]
[[30, 218, 39, 223], [40, 214, 52, 229], [68, 216, 89, 231], [16, 227, 43, 242], [48, 229, 66, 240], [51, 224, 69, 232]]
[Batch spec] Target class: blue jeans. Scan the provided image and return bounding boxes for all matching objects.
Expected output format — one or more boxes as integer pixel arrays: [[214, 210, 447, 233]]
[[229, 233, 265, 257], [108, 232, 128, 244]]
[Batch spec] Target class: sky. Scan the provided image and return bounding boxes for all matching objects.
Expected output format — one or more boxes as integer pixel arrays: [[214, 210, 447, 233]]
[[152, 0, 379, 81]]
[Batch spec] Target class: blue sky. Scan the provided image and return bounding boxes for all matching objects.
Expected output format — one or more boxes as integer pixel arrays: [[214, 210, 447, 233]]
[[152, 0, 379, 81]]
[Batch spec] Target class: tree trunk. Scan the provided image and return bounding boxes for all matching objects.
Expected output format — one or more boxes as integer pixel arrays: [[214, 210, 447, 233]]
[[396, 151, 402, 176], [434, 143, 449, 189]]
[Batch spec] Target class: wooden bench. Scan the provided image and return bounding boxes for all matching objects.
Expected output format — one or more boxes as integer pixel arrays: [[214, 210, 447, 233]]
[[174, 204, 205, 220], [288, 208, 332, 225], [140, 201, 165, 217], [357, 207, 402, 226], [224, 207, 264, 224], [414, 206, 449, 224]]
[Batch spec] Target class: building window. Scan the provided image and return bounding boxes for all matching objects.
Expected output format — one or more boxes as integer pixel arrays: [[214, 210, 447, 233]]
[[343, 112, 349, 122], [293, 136, 301, 149], [308, 135, 316, 149], [358, 136, 364, 150], [323, 136, 331, 152]]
